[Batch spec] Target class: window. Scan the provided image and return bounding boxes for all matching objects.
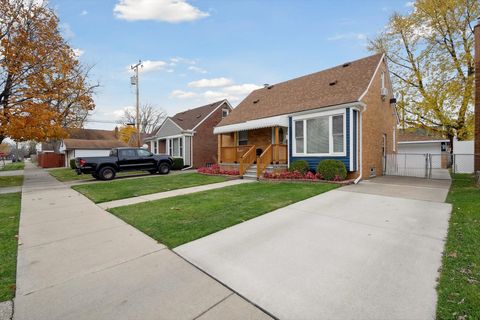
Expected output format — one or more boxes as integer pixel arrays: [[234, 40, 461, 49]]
[[332, 115, 344, 153], [293, 112, 345, 155], [392, 128, 396, 152], [137, 149, 151, 157], [153, 141, 158, 154], [168, 137, 183, 157], [307, 117, 329, 153], [295, 121, 304, 153], [381, 72, 385, 89], [119, 149, 136, 158], [222, 109, 229, 118], [238, 131, 248, 145]]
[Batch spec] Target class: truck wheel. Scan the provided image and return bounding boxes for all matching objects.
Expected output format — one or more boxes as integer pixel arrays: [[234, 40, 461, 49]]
[[158, 163, 170, 175], [99, 166, 116, 180]]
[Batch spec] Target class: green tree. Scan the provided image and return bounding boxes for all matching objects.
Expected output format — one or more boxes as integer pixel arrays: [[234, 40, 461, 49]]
[[368, 0, 479, 140]]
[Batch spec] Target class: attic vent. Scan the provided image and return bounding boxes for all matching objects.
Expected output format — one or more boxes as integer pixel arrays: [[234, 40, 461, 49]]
[[253, 99, 260, 104], [342, 62, 351, 67], [176, 118, 183, 121], [196, 114, 202, 118], [267, 85, 274, 89], [329, 80, 338, 86]]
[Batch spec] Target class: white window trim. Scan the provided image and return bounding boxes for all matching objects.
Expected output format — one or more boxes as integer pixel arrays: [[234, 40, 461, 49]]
[[166, 135, 185, 159], [292, 109, 347, 157]]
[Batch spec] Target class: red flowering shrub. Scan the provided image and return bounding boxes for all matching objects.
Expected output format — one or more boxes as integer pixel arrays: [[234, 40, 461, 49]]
[[197, 164, 239, 176], [263, 169, 345, 182]]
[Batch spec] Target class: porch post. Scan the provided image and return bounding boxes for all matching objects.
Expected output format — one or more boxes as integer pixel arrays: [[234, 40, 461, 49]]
[[217, 135, 222, 163], [233, 131, 238, 162], [274, 126, 279, 162]]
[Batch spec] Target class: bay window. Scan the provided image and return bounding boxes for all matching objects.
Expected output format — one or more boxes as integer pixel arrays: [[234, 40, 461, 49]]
[[293, 111, 345, 155]]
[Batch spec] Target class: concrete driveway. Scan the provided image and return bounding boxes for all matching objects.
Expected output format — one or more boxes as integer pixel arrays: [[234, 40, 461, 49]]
[[175, 176, 452, 319]]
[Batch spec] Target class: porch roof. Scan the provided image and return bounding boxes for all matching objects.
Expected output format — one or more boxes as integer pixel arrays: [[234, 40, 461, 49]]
[[213, 115, 289, 134]]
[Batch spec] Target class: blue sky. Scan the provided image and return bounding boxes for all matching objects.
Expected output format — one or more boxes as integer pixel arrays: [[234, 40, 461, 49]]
[[50, 0, 413, 130]]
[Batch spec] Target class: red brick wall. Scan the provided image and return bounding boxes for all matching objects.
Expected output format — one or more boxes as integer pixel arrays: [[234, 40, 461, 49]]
[[192, 104, 230, 168], [475, 23, 480, 172], [360, 60, 398, 179]]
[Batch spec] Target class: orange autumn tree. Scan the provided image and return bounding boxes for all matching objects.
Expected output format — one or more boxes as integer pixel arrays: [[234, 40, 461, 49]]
[[118, 125, 138, 144], [0, 0, 96, 144]]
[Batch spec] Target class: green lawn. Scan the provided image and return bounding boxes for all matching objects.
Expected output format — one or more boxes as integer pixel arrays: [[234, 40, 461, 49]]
[[0, 176, 23, 188], [436, 174, 480, 319], [0, 193, 21, 302], [73, 173, 228, 203], [48, 167, 148, 182], [109, 182, 338, 248], [0, 162, 24, 171]]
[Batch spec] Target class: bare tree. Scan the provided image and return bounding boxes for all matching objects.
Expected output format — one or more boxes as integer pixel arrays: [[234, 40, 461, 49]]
[[121, 103, 167, 134]]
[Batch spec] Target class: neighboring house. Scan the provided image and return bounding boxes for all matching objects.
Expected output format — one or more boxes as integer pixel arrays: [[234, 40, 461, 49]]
[[60, 128, 127, 167], [145, 100, 232, 168], [214, 53, 398, 180]]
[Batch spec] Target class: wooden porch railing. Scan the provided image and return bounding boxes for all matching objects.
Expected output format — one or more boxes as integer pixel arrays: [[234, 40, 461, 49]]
[[239, 145, 256, 176], [256, 144, 288, 177], [220, 145, 253, 163]]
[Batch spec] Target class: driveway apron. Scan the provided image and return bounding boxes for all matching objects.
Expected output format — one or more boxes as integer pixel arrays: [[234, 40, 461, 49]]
[[14, 163, 271, 320], [175, 175, 452, 320]]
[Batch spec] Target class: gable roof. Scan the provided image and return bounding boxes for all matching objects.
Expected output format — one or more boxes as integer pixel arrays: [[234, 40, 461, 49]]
[[217, 53, 384, 127], [169, 100, 227, 130]]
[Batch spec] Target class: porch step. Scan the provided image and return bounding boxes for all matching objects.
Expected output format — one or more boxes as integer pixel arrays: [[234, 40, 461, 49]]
[[243, 173, 258, 180]]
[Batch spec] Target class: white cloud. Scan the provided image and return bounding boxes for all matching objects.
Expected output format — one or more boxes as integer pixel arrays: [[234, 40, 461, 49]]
[[60, 23, 75, 40], [405, 1, 414, 7], [113, 0, 209, 23], [80, 10, 88, 16], [188, 66, 207, 74], [188, 77, 233, 88], [127, 60, 167, 73], [103, 106, 135, 120], [170, 57, 196, 65], [170, 90, 197, 99], [327, 33, 367, 41], [72, 48, 84, 57]]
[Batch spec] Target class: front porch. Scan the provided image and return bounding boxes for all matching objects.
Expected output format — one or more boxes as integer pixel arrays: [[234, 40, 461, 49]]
[[217, 126, 288, 178]]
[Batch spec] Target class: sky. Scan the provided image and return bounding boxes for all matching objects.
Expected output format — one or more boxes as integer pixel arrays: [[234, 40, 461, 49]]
[[49, 0, 414, 130]]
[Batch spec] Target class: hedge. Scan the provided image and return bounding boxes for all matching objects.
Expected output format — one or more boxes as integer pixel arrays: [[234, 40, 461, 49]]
[[317, 160, 347, 181], [289, 160, 310, 174]]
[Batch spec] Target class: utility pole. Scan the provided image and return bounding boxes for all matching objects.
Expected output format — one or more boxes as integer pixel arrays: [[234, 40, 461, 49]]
[[131, 60, 143, 147]]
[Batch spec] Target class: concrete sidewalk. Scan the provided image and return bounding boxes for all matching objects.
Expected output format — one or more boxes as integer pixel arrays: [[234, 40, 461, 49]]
[[0, 186, 21, 194], [14, 163, 270, 320], [98, 179, 254, 209], [0, 170, 23, 177]]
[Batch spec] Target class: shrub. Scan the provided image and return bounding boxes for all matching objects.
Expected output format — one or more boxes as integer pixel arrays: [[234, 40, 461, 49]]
[[316, 160, 347, 181], [172, 157, 184, 170], [197, 164, 239, 176], [69, 159, 76, 169], [288, 160, 309, 174]]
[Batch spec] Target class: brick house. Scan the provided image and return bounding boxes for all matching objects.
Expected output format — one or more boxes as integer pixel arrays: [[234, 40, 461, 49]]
[[214, 54, 398, 180], [145, 100, 232, 168]]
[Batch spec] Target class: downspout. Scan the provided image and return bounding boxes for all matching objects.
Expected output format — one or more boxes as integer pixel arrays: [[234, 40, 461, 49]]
[[354, 107, 365, 184]]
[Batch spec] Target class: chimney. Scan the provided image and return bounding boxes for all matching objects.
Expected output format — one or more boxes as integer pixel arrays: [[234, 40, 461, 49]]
[[114, 126, 119, 139], [475, 18, 480, 174]]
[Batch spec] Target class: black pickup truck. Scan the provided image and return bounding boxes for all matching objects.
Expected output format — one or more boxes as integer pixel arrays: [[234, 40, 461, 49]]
[[75, 147, 173, 180]]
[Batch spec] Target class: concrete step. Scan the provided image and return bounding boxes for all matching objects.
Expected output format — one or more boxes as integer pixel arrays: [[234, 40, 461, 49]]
[[243, 174, 258, 180]]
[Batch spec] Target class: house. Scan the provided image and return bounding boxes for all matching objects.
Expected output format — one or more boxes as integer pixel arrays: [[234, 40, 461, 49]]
[[145, 100, 232, 168], [60, 128, 127, 167], [214, 53, 398, 180]]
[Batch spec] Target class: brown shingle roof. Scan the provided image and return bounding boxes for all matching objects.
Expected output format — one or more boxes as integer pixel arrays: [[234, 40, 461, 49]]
[[217, 54, 384, 127], [170, 100, 226, 130], [67, 128, 118, 140], [63, 139, 127, 149], [398, 130, 448, 142]]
